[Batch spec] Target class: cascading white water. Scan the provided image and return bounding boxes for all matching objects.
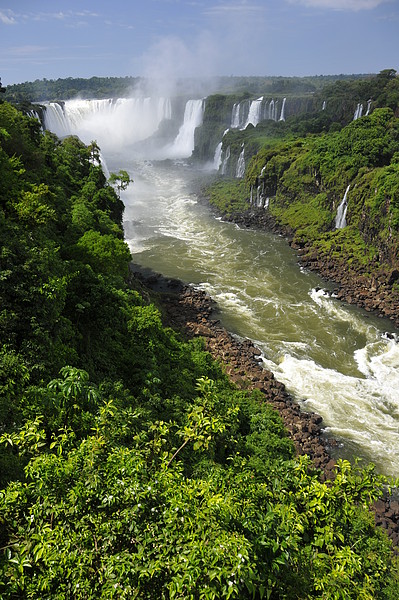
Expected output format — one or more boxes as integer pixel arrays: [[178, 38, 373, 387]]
[[244, 97, 264, 128], [213, 142, 223, 170], [279, 97, 287, 122], [167, 99, 204, 159], [268, 99, 280, 121], [27, 109, 42, 123], [42, 97, 173, 154], [220, 145, 231, 175], [365, 99, 372, 116], [335, 184, 350, 229], [353, 103, 363, 121], [322, 100, 326, 111], [230, 97, 285, 131], [231, 102, 242, 128], [214, 129, 229, 171], [236, 145, 245, 178]]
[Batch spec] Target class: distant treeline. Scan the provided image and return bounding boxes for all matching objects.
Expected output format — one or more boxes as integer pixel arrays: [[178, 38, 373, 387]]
[[3, 72, 376, 102], [3, 76, 141, 102]]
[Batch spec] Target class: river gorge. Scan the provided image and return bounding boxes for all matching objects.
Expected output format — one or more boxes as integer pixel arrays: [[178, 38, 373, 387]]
[[42, 97, 399, 479]]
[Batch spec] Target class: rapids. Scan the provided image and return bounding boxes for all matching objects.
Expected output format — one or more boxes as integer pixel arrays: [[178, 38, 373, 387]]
[[42, 98, 399, 478]]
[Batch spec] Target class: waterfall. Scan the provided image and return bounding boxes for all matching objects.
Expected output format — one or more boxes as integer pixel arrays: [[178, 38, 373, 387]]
[[213, 142, 223, 170], [231, 100, 250, 129], [236, 145, 245, 178], [353, 103, 363, 121], [244, 97, 263, 128], [43, 102, 71, 136], [250, 180, 269, 209], [256, 185, 262, 207], [335, 185, 350, 229], [231, 102, 242, 128], [27, 109, 42, 122], [365, 99, 372, 116], [220, 146, 231, 175], [213, 129, 230, 171], [268, 99, 279, 121], [262, 100, 269, 121], [279, 98, 287, 122], [322, 100, 326, 111], [230, 97, 285, 130], [42, 97, 173, 153], [169, 99, 204, 158]]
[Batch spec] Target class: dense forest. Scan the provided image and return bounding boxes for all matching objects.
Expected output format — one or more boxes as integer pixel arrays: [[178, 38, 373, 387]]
[[3, 73, 371, 104], [1, 78, 399, 598]]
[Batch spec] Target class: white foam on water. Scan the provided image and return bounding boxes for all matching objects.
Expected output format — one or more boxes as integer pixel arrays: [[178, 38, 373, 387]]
[[309, 288, 373, 337], [263, 347, 399, 475]]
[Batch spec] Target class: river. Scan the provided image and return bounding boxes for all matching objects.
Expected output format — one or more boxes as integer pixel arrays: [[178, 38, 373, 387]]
[[121, 158, 399, 478], [43, 98, 399, 478]]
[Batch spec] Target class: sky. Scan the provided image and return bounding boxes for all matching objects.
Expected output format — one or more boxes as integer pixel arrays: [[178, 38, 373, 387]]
[[0, 0, 398, 86]]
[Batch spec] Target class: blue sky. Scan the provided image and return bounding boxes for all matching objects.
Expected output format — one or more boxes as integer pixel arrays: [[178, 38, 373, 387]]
[[0, 0, 398, 85]]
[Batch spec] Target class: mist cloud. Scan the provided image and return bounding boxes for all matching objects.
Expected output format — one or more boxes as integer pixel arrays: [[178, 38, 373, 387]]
[[140, 33, 220, 95]]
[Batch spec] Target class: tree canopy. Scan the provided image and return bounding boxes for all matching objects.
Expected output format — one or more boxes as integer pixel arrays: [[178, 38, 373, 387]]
[[0, 98, 398, 598]]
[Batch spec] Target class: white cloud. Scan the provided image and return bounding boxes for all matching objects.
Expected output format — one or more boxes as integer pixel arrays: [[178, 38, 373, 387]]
[[204, 2, 264, 16], [287, 0, 389, 10], [0, 10, 16, 25], [6, 45, 48, 57]]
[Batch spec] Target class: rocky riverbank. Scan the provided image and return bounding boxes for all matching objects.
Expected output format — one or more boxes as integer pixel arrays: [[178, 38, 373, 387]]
[[130, 264, 399, 548]]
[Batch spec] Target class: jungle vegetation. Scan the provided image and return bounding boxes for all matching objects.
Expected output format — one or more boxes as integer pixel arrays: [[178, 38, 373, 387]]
[[0, 88, 399, 598], [208, 71, 399, 278]]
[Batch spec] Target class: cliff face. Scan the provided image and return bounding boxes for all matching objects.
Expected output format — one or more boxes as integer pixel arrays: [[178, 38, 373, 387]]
[[244, 108, 399, 268], [193, 93, 317, 163], [193, 72, 399, 166], [205, 105, 399, 327]]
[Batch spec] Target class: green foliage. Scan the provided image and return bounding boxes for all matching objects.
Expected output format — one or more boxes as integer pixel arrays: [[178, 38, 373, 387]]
[[0, 97, 398, 598], [239, 106, 399, 271], [207, 179, 249, 216], [0, 403, 396, 598], [4, 76, 141, 102], [74, 230, 131, 278], [109, 169, 132, 198]]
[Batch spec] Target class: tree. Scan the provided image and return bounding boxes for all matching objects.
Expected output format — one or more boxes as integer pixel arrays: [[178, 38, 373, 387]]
[[108, 169, 132, 198]]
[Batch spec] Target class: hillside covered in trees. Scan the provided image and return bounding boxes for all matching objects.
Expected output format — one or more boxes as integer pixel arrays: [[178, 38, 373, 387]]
[[206, 70, 399, 324], [0, 84, 399, 598]]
